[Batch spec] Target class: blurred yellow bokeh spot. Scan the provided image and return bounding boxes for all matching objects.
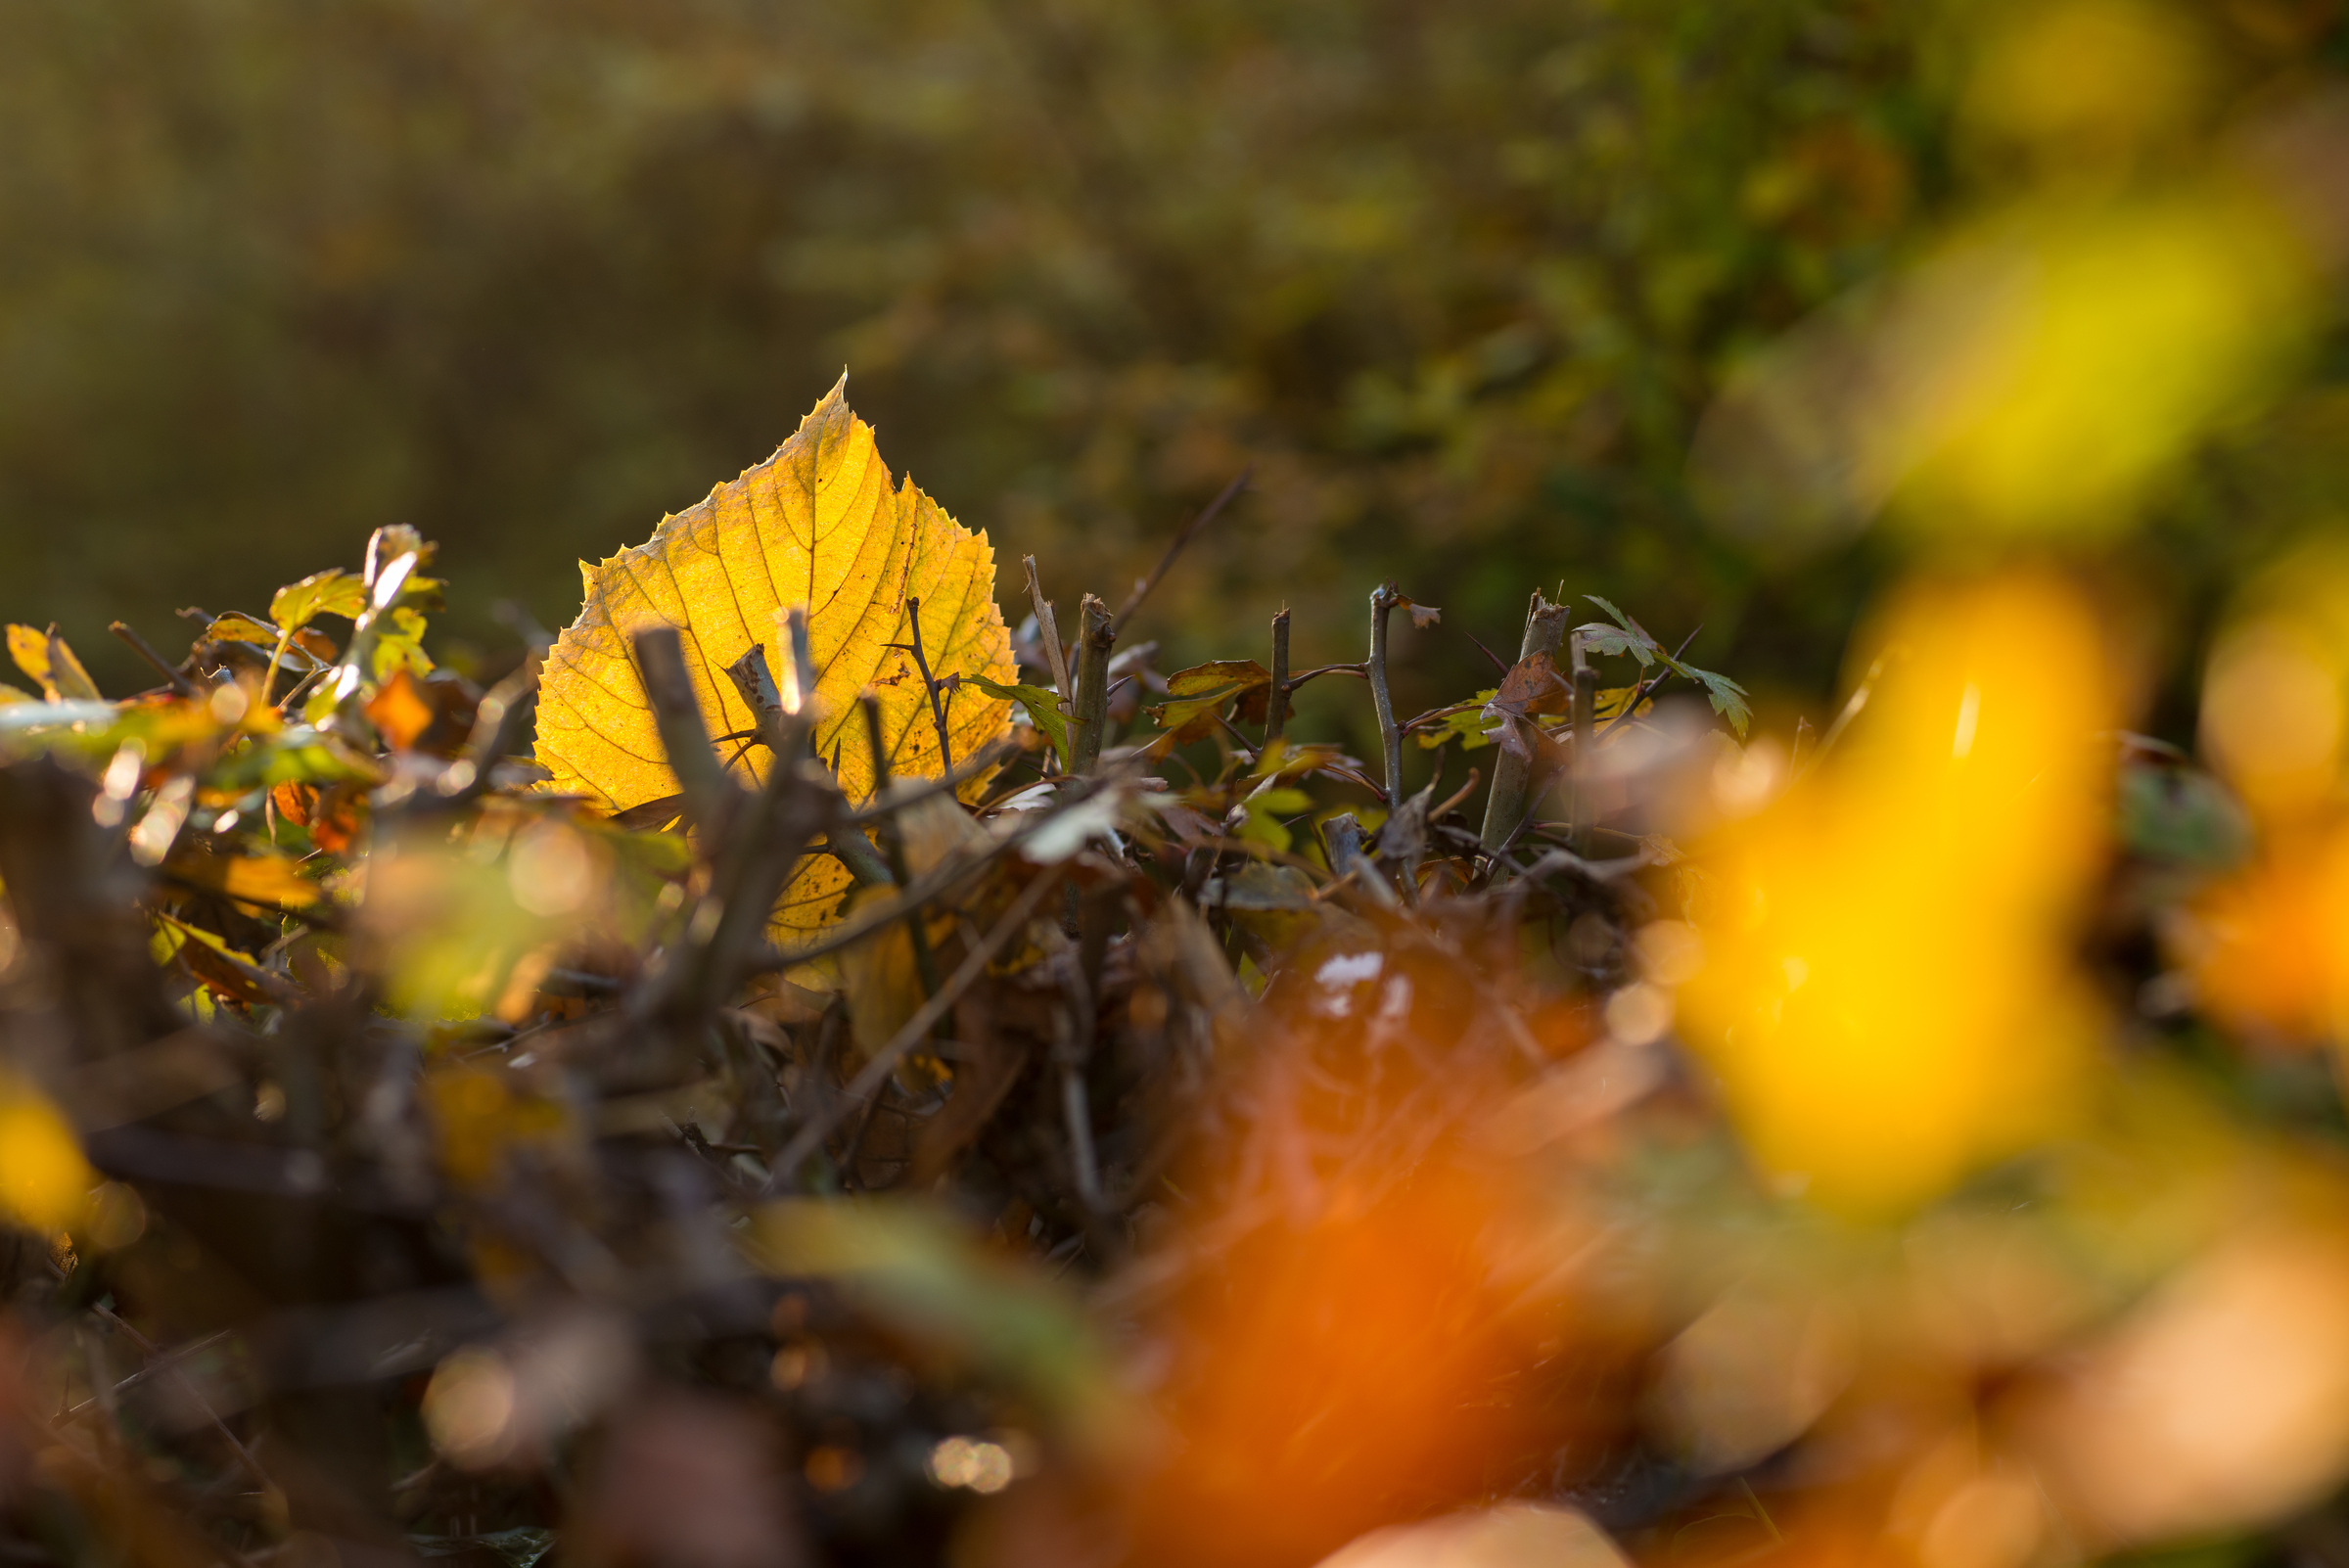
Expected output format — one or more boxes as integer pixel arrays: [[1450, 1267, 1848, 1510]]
[[0, 1079, 94, 1234], [1681, 575, 2116, 1211]]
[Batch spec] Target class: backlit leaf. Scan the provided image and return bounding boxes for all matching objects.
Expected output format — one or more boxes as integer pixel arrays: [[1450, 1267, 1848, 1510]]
[[7, 623, 100, 702], [534, 377, 1015, 945], [270, 569, 369, 632], [968, 675, 1071, 767], [165, 847, 323, 910], [1150, 660, 1271, 743]]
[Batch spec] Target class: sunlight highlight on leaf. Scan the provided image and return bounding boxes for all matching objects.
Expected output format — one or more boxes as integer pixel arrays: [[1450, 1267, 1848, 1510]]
[[534, 377, 1014, 943]]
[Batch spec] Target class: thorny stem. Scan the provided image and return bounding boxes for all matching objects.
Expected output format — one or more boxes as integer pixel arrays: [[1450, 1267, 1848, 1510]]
[[765, 868, 1062, 1191], [900, 596, 956, 772], [92, 1303, 282, 1518], [1368, 582, 1404, 805], [1266, 608, 1290, 746], [1111, 467, 1251, 632], [862, 692, 943, 1003], [1479, 590, 1570, 854], [754, 788, 1090, 972], [108, 621, 196, 697], [837, 735, 1019, 825], [825, 826, 893, 888], [1069, 594, 1116, 779]]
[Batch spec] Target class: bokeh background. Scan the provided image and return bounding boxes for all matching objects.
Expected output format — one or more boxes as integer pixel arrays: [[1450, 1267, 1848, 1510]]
[[4, 0, 2347, 747]]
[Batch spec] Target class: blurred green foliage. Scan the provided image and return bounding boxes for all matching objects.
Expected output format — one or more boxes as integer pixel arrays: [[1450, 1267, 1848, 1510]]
[[1, 0, 2341, 747]]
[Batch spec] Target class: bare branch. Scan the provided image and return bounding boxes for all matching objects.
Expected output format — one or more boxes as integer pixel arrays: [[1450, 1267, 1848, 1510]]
[[1367, 582, 1404, 805], [1479, 590, 1570, 853], [1070, 594, 1116, 777], [1024, 555, 1074, 722], [1111, 467, 1252, 633], [1266, 608, 1291, 746], [109, 621, 197, 697], [764, 868, 1062, 1192]]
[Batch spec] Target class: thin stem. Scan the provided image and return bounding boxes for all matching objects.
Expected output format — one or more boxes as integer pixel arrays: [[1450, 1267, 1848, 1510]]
[[863, 693, 942, 1001], [1111, 467, 1252, 632], [837, 736, 1019, 824], [1569, 632, 1597, 856], [825, 828, 893, 888], [764, 868, 1062, 1191], [1069, 594, 1116, 778], [109, 622, 197, 697], [1266, 608, 1290, 747], [1023, 555, 1074, 725], [1479, 590, 1570, 854], [899, 596, 956, 772], [1368, 582, 1404, 805]]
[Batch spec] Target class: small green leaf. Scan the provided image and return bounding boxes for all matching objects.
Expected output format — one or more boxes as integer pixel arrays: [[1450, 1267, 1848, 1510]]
[[1576, 622, 1654, 668], [269, 570, 369, 632], [1690, 668, 1751, 736], [370, 607, 435, 682], [969, 676, 1071, 767], [1585, 594, 1636, 631]]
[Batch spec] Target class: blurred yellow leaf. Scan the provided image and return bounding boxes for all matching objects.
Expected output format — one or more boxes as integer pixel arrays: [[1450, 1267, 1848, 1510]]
[[165, 848, 322, 910], [534, 376, 1015, 944], [7, 623, 100, 702], [1693, 184, 2314, 542], [1679, 575, 2117, 1211], [0, 1078, 93, 1232]]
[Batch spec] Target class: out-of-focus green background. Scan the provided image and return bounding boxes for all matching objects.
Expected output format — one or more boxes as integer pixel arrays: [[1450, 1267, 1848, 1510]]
[[4, 0, 2345, 747]]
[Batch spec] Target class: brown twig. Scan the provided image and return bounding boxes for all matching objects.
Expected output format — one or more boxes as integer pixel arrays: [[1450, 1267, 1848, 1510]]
[[1367, 582, 1404, 805], [1023, 555, 1074, 729], [1266, 608, 1290, 747], [893, 597, 957, 772], [752, 771, 1124, 971], [863, 692, 943, 1001], [1111, 467, 1252, 633], [109, 622, 197, 697], [836, 735, 1020, 824], [633, 626, 740, 844], [765, 868, 1062, 1191], [92, 1304, 283, 1517], [1069, 594, 1116, 778], [1568, 632, 1598, 855], [1285, 662, 1367, 688], [1480, 590, 1570, 853]]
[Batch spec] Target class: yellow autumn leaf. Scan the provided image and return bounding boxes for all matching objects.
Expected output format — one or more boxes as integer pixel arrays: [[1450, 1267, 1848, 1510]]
[[7, 623, 101, 702], [164, 848, 324, 911], [534, 375, 1016, 945], [0, 1077, 94, 1233]]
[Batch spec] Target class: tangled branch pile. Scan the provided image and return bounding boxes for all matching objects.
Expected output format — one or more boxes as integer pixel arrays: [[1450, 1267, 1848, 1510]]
[[1, 386, 2344, 1568]]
